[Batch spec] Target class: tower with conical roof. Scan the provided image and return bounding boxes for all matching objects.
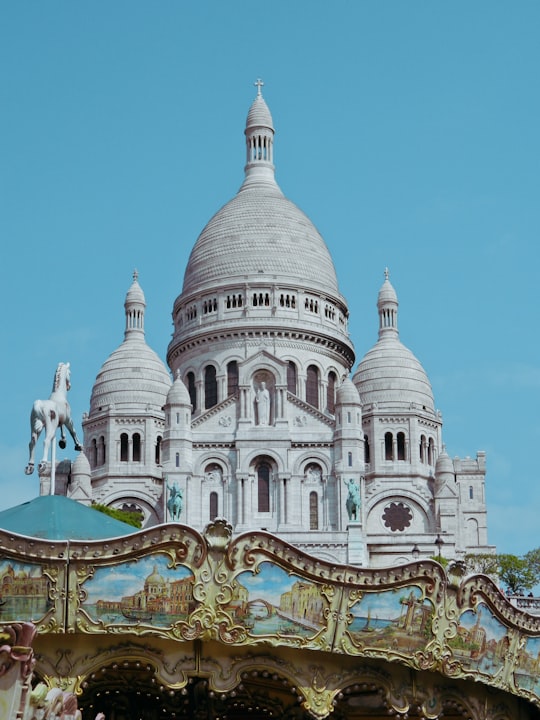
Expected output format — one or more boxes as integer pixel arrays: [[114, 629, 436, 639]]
[[353, 270, 489, 564], [82, 271, 172, 526]]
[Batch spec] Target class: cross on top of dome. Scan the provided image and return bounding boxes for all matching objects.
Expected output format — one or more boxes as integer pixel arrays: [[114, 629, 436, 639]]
[[254, 78, 264, 96]]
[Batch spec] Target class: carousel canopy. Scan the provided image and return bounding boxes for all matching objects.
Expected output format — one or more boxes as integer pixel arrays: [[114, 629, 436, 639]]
[[0, 495, 136, 540]]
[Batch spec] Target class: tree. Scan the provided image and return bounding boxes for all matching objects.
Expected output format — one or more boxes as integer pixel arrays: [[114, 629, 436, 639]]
[[497, 554, 537, 595], [91, 503, 142, 529], [464, 552, 539, 595]]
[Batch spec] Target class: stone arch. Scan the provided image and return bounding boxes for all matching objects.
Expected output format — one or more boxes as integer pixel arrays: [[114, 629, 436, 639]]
[[365, 494, 432, 535]]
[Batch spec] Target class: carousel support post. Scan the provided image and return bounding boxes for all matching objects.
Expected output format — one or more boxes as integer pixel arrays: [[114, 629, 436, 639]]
[[51, 439, 56, 496]]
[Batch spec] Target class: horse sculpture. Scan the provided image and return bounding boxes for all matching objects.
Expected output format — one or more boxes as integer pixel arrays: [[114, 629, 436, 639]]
[[25, 362, 83, 475], [167, 482, 183, 521]]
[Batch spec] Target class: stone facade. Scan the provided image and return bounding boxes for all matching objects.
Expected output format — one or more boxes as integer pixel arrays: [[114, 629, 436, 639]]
[[60, 86, 493, 567]]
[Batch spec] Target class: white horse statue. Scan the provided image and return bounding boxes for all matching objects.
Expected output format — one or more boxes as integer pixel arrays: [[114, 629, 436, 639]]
[[25, 362, 83, 475]]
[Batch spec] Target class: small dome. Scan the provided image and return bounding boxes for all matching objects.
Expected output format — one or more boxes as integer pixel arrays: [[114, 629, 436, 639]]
[[246, 91, 273, 129], [353, 272, 434, 412], [354, 337, 434, 411], [336, 378, 361, 405], [166, 373, 191, 406], [72, 451, 91, 478], [145, 565, 165, 586], [435, 447, 454, 476], [125, 272, 145, 305], [378, 273, 398, 305], [89, 275, 171, 414], [90, 338, 171, 413]]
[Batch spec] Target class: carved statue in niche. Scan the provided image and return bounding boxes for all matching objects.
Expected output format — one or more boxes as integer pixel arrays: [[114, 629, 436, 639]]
[[254, 380, 271, 425], [205, 464, 223, 482], [305, 463, 322, 482]]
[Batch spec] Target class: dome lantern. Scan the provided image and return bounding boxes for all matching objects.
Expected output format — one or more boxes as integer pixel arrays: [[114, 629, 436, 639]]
[[243, 79, 275, 187], [377, 267, 399, 340]]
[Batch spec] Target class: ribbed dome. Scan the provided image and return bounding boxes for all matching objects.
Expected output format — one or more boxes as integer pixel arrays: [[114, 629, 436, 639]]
[[72, 451, 91, 478], [89, 274, 171, 414], [166, 373, 191, 406], [353, 271, 434, 411], [90, 339, 171, 413], [435, 447, 454, 476], [145, 565, 165, 586], [354, 337, 434, 411], [182, 185, 339, 296], [246, 87, 273, 129], [180, 84, 339, 298], [336, 378, 361, 405]]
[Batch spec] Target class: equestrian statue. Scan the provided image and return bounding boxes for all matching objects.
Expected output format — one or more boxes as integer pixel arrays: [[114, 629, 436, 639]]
[[167, 481, 183, 521], [25, 362, 83, 475]]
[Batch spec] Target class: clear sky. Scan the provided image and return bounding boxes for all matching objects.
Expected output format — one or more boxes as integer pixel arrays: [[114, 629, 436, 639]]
[[1, 2, 539, 556]]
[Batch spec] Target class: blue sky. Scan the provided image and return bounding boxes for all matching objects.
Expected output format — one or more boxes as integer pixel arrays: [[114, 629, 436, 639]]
[[1, 2, 539, 556]]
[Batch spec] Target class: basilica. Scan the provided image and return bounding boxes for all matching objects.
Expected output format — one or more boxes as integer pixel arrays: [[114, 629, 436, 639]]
[[55, 83, 491, 568]]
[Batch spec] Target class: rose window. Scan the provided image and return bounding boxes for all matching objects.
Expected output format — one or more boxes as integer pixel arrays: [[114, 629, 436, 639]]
[[382, 502, 413, 532]]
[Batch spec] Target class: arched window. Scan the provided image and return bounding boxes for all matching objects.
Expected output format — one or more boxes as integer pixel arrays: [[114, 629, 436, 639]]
[[132, 433, 141, 462], [155, 436, 162, 465], [469, 485, 474, 500], [327, 371, 337, 414], [364, 434, 370, 464], [227, 361, 239, 396], [187, 371, 197, 411], [99, 435, 106, 466], [384, 432, 393, 461], [120, 433, 129, 462], [428, 437, 435, 465], [287, 361, 297, 394], [175, 452, 180, 468], [209, 492, 218, 521], [348, 451, 353, 467], [204, 365, 218, 409], [419, 435, 426, 463], [397, 432, 406, 460], [257, 461, 271, 513], [309, 491, 318, 530], [91, 438, 98, 468], [306, 365, 319, 408]]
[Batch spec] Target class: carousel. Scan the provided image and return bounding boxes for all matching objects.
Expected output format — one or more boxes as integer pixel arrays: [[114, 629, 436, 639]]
[[2, 363, 539, 720]]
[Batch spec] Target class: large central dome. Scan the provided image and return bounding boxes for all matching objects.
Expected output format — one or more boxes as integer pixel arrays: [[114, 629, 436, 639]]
[[182, 186, 339, 296], [181, 88, 339, 298]]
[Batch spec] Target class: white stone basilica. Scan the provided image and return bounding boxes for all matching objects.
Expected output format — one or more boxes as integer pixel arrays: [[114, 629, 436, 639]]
[[62, 85, 491, 567]]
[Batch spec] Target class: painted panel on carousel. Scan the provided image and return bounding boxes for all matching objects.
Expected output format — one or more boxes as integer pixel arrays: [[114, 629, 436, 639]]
[[0, 560, 53, 623], [449, 602, 509, 677], [515, 636, 540, 699], [232, 561, 329, 644], [80, 554, 194, 629], [344, 586, 434, 655]]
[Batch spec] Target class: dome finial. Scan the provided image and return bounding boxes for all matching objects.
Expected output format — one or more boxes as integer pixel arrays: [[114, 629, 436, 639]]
[[133, 268, 139, 282], [384, 267, 389, 281], [254, 78, 264, 97]]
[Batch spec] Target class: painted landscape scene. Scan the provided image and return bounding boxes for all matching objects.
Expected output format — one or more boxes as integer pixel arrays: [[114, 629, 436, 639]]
[[449, 603, 509, 676], [0, 559, 51, 622], [82, 555, 194, 626], [511, 635, 540, 697], [347, 586, 433, 652], [231, 562, 327, 638]]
